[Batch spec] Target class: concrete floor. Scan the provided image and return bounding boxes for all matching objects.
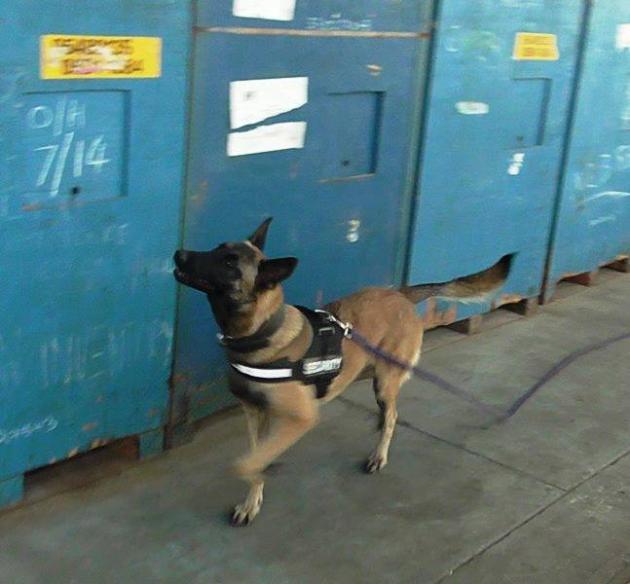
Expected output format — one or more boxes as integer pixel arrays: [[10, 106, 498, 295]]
[[1, 271, 629, 584]]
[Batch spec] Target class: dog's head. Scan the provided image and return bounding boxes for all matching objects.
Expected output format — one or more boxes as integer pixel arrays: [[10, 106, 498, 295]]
[[173, 218, 297, 309]]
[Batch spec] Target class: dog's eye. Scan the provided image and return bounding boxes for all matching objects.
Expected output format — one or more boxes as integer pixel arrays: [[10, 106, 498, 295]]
[[224, 254, 238, 267]]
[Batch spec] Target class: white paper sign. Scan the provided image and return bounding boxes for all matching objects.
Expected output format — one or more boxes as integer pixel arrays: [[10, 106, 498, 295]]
[[455, 101, 490, 115], [227, 122, 307, 157], [230, 77, 308, 130], [617, 24, 630, 49], [233, 0, 297, 22]]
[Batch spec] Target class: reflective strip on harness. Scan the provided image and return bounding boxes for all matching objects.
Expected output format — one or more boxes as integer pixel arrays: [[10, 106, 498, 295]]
[[231, 363, 293, 380]]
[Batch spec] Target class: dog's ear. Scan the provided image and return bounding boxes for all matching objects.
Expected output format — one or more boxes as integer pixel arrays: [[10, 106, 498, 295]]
[[247, 217, 273, 251], [256, 257, 298, 289]]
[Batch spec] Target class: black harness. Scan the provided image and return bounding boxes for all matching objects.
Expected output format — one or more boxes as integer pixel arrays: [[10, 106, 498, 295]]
[[220, 306, 346, 399]]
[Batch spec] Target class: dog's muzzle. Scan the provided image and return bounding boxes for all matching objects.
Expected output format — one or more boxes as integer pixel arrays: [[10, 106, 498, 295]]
[[173, 250, 215, 293]]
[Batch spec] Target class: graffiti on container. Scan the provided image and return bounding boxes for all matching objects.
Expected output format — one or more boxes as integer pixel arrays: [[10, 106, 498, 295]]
[[589, 215, 617, 227], [26, 97, 111, 197], [0, 416, 59, 446], [585, 190, 630, 203], [306, 16, 372, 31], [575, 146, 630, 192], [39, 320, 173, 388], [444, 26, 502, 65]]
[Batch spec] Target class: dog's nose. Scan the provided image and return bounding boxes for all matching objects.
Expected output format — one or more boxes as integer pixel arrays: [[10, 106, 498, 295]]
[[174, 250, 189, 267]]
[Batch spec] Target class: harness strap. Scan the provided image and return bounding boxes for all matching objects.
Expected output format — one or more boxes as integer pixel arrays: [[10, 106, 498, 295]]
[[227, 306, 345, 399]]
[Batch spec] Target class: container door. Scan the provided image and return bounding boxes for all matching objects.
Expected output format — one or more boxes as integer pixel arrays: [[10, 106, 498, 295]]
[[546, 1, 630, 296], [171, 1, 433, 426], [408, 0, 584, 326], [0, 0, 189, 497]]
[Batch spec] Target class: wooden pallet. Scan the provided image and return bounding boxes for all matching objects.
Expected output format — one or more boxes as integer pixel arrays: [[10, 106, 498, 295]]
[[422, 295, 540, 336], [0, 428, 164, 511], [560, 256, 629, 288]]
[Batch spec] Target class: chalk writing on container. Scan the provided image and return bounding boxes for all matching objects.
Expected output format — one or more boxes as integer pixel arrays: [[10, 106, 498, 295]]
[[27, 97, 111, 197], [0, 416, 59, 446]]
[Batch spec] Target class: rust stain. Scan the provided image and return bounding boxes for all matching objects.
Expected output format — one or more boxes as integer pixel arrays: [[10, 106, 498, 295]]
[[562, 271, 597, 286], [169, 372, 190, 388], [90, 438, 110, 449], [82, 422, 98, 432], [22, 203, 43, 212], [147, 408, 161, 418], [492, 293, 524, 309]]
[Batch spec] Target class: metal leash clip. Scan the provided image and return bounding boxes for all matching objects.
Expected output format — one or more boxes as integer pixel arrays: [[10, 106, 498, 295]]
[[315, 309, 354, 339]]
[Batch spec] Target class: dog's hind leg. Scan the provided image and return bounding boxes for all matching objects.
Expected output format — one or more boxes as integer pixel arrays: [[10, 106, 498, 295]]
[[365, 373, 402, 473], [231, 385, 318, 526], [365, 346, 420, 473]]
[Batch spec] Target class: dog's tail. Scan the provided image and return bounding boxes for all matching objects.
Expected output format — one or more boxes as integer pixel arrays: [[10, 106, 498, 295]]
[[400, 254, 514, 304]]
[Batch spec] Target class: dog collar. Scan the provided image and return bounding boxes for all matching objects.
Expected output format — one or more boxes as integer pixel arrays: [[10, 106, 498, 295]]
[[228, 306, 349, 399], [217, 306, 287, 353]]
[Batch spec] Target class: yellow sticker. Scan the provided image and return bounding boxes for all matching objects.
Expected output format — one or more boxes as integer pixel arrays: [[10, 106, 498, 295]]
[[40, 35, 161, 79], [513, 32, 559, 61]]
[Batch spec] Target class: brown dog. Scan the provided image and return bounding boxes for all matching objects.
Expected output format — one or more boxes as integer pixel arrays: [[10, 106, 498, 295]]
[[173, 219, 512, 525]]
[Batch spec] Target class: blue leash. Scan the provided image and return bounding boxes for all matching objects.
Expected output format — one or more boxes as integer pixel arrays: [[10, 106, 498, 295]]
[[339, 323, 630, 423]]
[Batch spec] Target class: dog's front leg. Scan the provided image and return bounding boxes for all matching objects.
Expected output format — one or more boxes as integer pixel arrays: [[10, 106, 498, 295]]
[[231, 385, 319, 526], [231, 403, 267, 526]]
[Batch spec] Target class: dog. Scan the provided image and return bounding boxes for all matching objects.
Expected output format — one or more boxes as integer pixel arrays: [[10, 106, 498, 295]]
[[173, 218, 512, 525]]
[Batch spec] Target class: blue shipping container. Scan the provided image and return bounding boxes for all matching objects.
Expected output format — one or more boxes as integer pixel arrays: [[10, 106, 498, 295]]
[[545, 1, 630, 297], [0, 1, 190, 507], [408, 0, 585, 327]]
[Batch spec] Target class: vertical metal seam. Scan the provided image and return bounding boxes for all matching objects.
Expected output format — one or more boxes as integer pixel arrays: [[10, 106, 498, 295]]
[[168, 0, 197, 431], [396, 0, 442, 286], [541, 0, 594, 301]]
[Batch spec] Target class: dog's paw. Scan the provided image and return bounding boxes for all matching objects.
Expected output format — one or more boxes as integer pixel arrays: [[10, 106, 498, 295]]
[[230, 495, 263, 527], [364, 453, 387, 474]]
